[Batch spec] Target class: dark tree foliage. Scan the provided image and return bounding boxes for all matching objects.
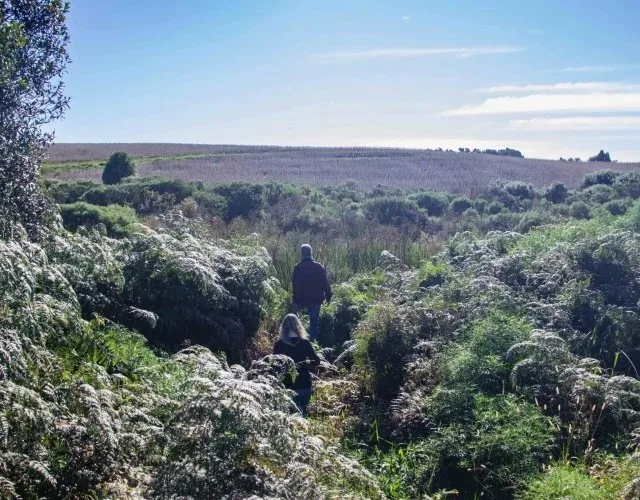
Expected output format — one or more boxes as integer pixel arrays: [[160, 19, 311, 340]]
[[0, 0, 70, 239], [589, 150, 612, 162], [102, 152, 136, 184], [544, 182, 569, 204]]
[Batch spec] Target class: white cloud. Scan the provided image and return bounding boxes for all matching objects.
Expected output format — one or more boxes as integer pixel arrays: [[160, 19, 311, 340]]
[[402, 15, 411, 21], [562, 64, 640, 73], [443, 92, 640, 116], [313, 46, 524, 63], [481, 82, 640, 93], [510, 116, 640, 131]]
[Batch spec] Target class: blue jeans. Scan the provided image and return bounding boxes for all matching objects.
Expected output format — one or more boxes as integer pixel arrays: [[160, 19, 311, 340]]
[[293, 388, 313, 416], [305, 304, 321, 341]]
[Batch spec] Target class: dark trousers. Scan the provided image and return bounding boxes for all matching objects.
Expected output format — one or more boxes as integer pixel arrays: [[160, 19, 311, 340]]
[[295, 304, 321, 341]]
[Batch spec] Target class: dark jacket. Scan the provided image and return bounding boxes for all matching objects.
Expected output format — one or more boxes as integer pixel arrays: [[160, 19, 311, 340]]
[[274, 338, 321, 389], [292, 258, 332, 307]]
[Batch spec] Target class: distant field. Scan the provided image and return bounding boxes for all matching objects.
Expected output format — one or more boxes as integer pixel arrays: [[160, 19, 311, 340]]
[[47, 143, 640, 193]]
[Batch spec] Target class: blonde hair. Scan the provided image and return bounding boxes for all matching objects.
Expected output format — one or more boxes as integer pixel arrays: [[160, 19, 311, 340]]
[[279, 313, 308, 344]]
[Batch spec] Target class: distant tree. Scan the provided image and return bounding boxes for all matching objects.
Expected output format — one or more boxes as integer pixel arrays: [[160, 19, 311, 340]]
[[0, 0, 71, 239], [574, 157, 581, 162], [458, 148, 465, 153], [589, 150, 612, 162], [559, 157, 566, 162], [483, 149, 499, 155], [497, 148, 524, 158], [102, 152, 136, 184], [472, 148, 482, 153]]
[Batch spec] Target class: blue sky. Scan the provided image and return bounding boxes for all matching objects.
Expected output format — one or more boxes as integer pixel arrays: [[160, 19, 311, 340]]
[[52, 0, 640, 160]]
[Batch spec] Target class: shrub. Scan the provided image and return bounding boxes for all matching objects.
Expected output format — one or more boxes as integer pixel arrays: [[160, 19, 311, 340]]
[[102, 152, 136, 184], [443, 313, 532, 393], [60, 202, 138, 236], [411, 191, 449, 216], [605, 199, 630, 216], [570, 201, 592, 219], [487, 201, 505, 215], [544, 182, 569, 204], [213, 182, 265, 219], [521, 456, 640, 499], [614, 172, 640, 199], [449, 197, 473, 215], [474, 198, 488, 214], [589, 150, 612, 162], [354, 305, 422, 400], [46, 180, 96, 204], [363, 197, 420, 225], [179, 196, 198, 218], [582, 169, 620, 188], [504, 181, 535, 200], [193, 190, 227, 217], [579, 184, 616, 204]]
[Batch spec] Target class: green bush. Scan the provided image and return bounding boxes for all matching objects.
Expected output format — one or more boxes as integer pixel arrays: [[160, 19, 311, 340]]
[[102, 152, 136, 185], [443, 313, 532, 393], [213, 182, 265, 219], [449, 197, 473, 214], [487, 200, 505, 215], [582, 169, 619, 188], [544, 182, 569, 204], [60, 202, 138, 236], [363, 197, 420, 225], [46, 179, 96, 203], [571, 201, 592, 219], [354, 305, 422, 400], [474, 198, 488, 214], [578, 184, 616, 204], [605, 199, 630, 216], [520, 456, 640, 500], [504, 181, 535, 200], [410, 191, 449, 216], [193, 190, 227, 217]]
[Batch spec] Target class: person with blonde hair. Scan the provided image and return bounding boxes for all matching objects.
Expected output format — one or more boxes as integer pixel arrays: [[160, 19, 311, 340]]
[[274, 313, 321, 415]]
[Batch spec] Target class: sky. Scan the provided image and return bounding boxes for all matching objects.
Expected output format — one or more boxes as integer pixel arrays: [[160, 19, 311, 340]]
[[51, 0, 640, 160]]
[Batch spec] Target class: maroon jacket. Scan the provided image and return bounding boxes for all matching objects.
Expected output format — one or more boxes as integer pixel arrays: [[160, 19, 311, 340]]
[[292, 258, 332, 307]]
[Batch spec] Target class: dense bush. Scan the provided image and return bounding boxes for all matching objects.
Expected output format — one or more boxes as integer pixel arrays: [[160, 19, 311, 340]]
[[582, 169, 619, 188], [410, 191, 449, 216], [363, 197, 421, 225], [60, 202, 138, 236], [487, 200, 506, 214], [449, 196, 473, 214], [570, 201, 591, 219], [544, 182, 569, 204], [102, 152, 136, 184], [213, 182, 265, 219]]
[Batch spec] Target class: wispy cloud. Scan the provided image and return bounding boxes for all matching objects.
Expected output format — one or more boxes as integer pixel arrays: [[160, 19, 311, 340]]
[[510, 116, 640, 131], [443, 92, 640, 116], [402, 16, 411, 21], [313, 46, 524, 63], [562, 64, 640, 73], [481, 82, 640, 93]]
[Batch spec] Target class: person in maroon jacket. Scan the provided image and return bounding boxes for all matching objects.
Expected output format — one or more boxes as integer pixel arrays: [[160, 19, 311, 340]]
[[292, 244, 332, 341]]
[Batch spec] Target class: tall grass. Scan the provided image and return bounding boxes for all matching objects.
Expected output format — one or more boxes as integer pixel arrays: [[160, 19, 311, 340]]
[[47, 144, 640, 191]]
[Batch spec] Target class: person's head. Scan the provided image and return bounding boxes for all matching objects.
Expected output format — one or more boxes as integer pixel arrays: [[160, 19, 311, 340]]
[[300, 244, 313, 260], [279, 313, 308, 345]]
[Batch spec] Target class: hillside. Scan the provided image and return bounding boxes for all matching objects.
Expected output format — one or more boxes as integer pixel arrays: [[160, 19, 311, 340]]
[[46, 143, 639, 193]]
